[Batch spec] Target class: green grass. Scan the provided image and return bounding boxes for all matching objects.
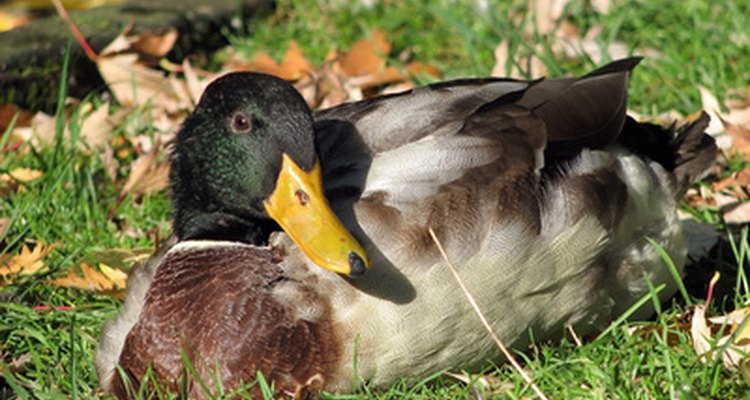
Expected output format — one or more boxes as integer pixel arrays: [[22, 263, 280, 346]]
[[2, 0, 750, 398]]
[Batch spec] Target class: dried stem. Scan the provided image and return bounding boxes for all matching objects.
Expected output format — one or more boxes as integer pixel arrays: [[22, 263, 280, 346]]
[[428, 227, 549, 400], [51, 0, 99, 62], [567, 325, 583, 347], [704, 271, 721, 308]]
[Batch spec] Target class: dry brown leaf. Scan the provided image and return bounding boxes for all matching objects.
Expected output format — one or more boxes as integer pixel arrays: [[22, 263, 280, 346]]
[[131, 28, 178, 58], [222, 30, 438, 109], [317, 71, 351, 109], [89, 247, 152, 270], [0, 167, 43, 194], [338, 29, 391, 77], [711, 168, 750, 199], [293, 74, 321, 108], [96, 28, 190, 111], [0, 10, 32, 32], [6, 167, 43, 182], [182, 60, 210, 105], [101, 144, 118, 182], [278, 42, 313, 81], [491, 40, 547, 79], [0, 242, 57, 283], [98, 263, 128, 289], [0, 217, 8, 238], [98, 53, 179, 109], [699, 86, 750, 157], [346, 66, 403, 91], [692, 303, 750, 368], [530, 0, 569, 35], [552, 22, 640, 64], [381, 82, 415, 95], [700, 86, 729, 137], [130, 160, 169, 196], [723, 202, 750, 225], [691, 305, 713, 358], [14, 111, 56, 147], [234, 41, 313, 81], [491, 40, 513, 77], [725, 123, 750, 160], [49, 262, 127, 292], [121, 141, 170, 197], [0, 104, 34, 132], [590, 0, 611, 13], [79, 103, 112, 150], [444, 371, 515, 398]]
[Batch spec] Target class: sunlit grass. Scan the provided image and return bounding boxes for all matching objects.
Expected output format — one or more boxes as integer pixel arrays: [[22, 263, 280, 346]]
[[1, 0, 749, 398]]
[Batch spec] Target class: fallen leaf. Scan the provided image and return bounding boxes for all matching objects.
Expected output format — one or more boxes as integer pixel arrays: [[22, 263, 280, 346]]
[[0, 10, 32, 32], [699, 86, 750, 157], [552, 22, 646, 64], [444, 371, 515, 398], [49, 262, 127, 293], [692, 298, 750, 369], [0, 167, 43, 194], [723, 202, 750, 225], [131, 28, 178, 58], [7, 167, 43, 182], [0, 243, 57, 283], [725, 123, 750, 160], [691, 305, 713, 359], [491, 40, 513, 78], [95, 28, 194, 112], [406, 62, 440, 78], [120, 140, 170, 197], [711, 168, 750, 200], [101, 145, 118, 181], [590, 0, 611, 13], [16, 111, 56, 148], [529, 0, 569, 35], [232, 41, 312, 81], [0, 353, 31, 376], [491, 39, 547, 79], [88, 247, 152, 270], [98, 263, 128, 289], [0, 104, 33, 132], [182, 60, 210, 105], [338, 29, 391, 77], [0, 217, 8, 238], [79, 103, 112, 150], [700, 86, 729, 136], [98, 53, 178, 109]]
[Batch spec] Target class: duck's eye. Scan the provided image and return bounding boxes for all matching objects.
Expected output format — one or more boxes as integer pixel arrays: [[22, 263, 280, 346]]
[[231, 112, 252, 134]]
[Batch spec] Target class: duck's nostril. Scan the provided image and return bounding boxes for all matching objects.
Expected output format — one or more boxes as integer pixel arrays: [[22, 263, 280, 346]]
[[348, 252, 367, 277]]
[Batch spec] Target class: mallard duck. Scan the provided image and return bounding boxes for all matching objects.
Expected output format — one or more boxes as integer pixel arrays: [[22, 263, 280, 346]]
[[96, 57, 716, 398]]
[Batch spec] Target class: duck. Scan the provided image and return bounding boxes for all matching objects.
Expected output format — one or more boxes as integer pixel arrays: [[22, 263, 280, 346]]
[[95, 57, 716, 398]]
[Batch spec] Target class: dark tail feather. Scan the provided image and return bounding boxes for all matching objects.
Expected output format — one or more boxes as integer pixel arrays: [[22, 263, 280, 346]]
[[670, 112, 716, 195], [618, 112, 716, 196], [583, 56, 643, 78]]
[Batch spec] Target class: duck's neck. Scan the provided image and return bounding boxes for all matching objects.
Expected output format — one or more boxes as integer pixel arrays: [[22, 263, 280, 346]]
[[173, 206, 279, 245]]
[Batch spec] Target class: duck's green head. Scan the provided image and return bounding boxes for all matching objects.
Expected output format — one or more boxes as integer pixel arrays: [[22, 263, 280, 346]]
[[170, 72, 370, 276]]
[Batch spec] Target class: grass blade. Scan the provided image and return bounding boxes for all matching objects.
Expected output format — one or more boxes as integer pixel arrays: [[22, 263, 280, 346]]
[[647, 237, 691, 305]]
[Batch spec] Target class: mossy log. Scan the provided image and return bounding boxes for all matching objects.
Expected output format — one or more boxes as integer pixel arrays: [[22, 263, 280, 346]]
[[0, 0, 274, 112]]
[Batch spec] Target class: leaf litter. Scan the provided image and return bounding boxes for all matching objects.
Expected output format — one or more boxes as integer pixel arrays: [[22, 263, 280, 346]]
[[0, 243, 57, 284], [1, 12, 446, 297]]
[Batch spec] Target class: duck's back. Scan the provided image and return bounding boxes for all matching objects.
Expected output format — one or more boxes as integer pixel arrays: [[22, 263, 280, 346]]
[[314, 57, 711, 272], [309, 59, 715, 388]]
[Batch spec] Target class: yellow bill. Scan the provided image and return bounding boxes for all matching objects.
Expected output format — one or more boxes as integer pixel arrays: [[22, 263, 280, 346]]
[[264, 153, 370, 276]]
